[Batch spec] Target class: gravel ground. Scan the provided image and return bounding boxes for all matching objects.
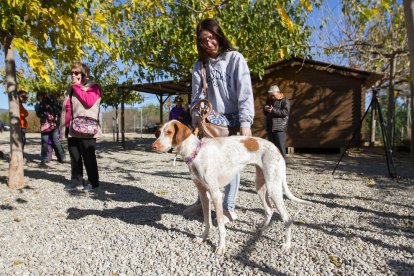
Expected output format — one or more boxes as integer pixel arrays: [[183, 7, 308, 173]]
[[0, 132, 413, 275]]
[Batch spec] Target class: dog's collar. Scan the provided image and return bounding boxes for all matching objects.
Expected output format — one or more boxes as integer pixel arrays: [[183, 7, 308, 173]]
[[184, 140, 204, 164]]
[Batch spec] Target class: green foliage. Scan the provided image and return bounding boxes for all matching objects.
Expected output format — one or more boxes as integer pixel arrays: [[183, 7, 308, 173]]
[[82, 53, 144, 109], [0, 111, 9, 123], [16, 61, 71, 103], [117, 0, 313, 80], [2, 0, 315, 85], [0, 0, 116, 82]]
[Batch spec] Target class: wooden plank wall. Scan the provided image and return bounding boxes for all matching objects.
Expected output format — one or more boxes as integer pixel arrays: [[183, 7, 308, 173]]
[[251, 65, 365, 148]]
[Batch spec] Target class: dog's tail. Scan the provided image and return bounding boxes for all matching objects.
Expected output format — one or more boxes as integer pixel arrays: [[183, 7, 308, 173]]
[[282, 175, 314, 205]]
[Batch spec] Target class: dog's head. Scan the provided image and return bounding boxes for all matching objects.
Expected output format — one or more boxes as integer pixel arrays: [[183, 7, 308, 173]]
[[152, 120, 192, 153]]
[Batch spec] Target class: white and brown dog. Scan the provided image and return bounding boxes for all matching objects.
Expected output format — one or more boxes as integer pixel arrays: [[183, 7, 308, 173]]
[[152, 120, 313, 255]]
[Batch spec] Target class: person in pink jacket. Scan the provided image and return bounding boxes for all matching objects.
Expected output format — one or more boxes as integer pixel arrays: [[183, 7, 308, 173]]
[[61, 62, 102, 192]]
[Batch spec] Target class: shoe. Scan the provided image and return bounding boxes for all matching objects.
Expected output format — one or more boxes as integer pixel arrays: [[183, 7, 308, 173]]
[[182, 203, 203, 218], [64, 181, 83, 190], [82, 183, 99, 192], [58, 156, 70, 163], [39, 161, 48, 167], [223, 209, 238, 224]]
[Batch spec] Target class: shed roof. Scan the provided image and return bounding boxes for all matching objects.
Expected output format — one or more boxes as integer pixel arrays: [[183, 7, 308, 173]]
[[118, 78, 191, 96], [118, 58, 383, 96], [262, 57, 383, 88]]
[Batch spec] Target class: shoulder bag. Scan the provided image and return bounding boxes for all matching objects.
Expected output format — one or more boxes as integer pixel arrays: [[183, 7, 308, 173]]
[[40, 112, 57, 133], [70, 94, 100, 137]]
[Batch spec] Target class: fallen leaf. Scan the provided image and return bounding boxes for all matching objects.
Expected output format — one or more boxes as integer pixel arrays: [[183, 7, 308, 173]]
[[13, 261, 23, 266], [328, 255, 343, 267]]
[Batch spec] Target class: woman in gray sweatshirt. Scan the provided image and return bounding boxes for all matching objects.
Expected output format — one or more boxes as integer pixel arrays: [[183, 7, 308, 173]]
[[183, 18, 255, 223]]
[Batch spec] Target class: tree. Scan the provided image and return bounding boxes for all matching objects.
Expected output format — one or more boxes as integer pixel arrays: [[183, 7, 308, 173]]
[[83, 53, 144, 141], [311, 0, 412, 151], [2, 0, 318, 188], [0, 0, 119, 188], [118, 0, 315, 80]]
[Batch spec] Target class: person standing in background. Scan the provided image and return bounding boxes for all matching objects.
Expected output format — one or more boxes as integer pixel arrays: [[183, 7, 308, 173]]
[[18, 90, 29, 157], [169, 96, 190, 126], [35, 91, 66, 166], [61, 61, 101, 192], [264, 84, 290, 158]]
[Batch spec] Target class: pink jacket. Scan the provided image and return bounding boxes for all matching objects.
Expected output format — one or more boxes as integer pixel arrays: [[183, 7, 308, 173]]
[[60, 81, 102, 138]]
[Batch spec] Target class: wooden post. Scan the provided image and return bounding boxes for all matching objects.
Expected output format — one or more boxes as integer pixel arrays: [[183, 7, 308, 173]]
[[121, 89, 125, 149], [159, 95, 163, 124]]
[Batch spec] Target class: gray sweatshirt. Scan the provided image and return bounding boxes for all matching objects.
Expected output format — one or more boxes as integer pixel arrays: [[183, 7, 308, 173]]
[[191, 51, 255, 128]]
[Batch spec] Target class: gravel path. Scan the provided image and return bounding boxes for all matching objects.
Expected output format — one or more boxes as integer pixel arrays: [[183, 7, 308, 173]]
[[0, 132, 413, 275]]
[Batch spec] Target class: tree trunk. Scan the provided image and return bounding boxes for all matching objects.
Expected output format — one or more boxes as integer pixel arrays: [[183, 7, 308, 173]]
[[4, 35, 25, 189], [403, 0, 414, 157]]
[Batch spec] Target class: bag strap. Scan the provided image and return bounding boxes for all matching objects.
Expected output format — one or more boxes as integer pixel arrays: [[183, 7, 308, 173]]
[[192, 63, 209, 138], [202, 63, 207, 97]]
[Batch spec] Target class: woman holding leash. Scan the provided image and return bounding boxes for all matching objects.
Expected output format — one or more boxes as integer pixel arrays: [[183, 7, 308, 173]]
[[183, 18, 255, 222]]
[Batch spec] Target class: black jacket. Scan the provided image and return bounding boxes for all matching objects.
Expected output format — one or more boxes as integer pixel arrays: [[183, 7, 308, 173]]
[[35, 96, 62, 122], [263, 97, 290, 132]]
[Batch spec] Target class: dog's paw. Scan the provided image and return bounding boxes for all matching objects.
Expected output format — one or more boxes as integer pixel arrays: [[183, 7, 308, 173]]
[[259, 218, 272, 229], [214, 247, 225, 255], [192, 236, 204, 244], [281, 242, 291, 251]]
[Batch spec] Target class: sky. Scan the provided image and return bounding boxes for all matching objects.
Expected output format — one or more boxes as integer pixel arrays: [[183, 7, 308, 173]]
[[0, 1, 342, 111]]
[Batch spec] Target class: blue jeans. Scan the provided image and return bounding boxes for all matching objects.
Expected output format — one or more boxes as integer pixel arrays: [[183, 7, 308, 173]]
[[223, 173, 240, 212], [41, 129, 65, 162], [196, 173, 240, 211]]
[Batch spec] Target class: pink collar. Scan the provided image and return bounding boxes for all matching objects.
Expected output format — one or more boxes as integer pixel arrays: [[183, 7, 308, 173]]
[[184, 140, 204, 164]]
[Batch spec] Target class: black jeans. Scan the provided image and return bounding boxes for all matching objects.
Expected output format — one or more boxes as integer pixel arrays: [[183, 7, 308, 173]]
[[21, 128, 26, 152], [68, 137, 99, 187], [268, 131, 286, 158]]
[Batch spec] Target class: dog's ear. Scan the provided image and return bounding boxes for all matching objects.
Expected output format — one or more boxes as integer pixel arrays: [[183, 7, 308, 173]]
[[171, 121, 192, 146], [154, 123, 164, 138], [154, 129, 161, 138]]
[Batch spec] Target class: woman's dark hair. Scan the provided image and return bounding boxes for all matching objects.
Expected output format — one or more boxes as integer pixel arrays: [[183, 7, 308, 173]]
[[196, 18, 234, 63]]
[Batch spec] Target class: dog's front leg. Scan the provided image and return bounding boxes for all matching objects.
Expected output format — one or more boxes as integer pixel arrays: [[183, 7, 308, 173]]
[[210, 189, 226, 255], [193, 188, 212, 244]]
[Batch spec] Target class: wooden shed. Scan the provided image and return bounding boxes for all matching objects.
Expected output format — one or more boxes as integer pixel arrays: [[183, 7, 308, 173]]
[[251, 58, 382, 149], [119, 58, 382, 149]]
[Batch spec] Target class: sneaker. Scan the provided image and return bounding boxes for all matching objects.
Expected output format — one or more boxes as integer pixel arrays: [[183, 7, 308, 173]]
[[82, 183, 99, 192], [223, 209, 238, 224], [58, 156, 70, 163], [64, 181, 83, 190], [39, 161, 48, 168], [182, 203, 203, 218]]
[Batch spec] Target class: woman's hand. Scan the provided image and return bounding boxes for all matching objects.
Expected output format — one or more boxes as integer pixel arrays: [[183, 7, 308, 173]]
[[240, 127, 252, 137], [264, 105, 273, 112]]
